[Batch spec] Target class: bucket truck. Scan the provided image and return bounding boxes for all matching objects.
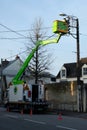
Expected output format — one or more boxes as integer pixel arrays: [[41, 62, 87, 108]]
[[5, 20, 68, 113]]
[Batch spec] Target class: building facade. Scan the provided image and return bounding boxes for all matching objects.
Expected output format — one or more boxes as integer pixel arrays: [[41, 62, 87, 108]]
[[45, 58, 87, 112]]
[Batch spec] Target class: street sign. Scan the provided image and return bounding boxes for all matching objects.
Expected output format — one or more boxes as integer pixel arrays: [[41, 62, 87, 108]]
[[52, 20, 68, 34]]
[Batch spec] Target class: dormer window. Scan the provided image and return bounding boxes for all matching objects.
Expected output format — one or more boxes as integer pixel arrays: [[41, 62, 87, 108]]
[[83, 68, 87, 75], [82, 64, 87, 77], [60, 66, 66, 79], [61, 69, 66, 77]]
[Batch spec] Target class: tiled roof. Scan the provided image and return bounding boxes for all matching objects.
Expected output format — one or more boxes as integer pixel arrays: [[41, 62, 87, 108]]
[[56, 62, 77, 78], [56, 58, 87, 79], [64, 62, 77, 78], [0, 56, 21, 75]]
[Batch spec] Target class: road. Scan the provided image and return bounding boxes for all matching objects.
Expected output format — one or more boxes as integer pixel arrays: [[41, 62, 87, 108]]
[[0, 107, 87, 130]]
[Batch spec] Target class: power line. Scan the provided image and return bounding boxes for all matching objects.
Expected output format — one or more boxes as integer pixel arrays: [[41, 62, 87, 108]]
[[0, 37, 28, 40], [6, 49, 28, 60], [0, 23, 27, 38], [0, 22, 87, 37], [80, 33, 87, 37], [3, 34, 56, 60], [0, 27, 87, 38], [0, 22, 53, 43], [0, 35, 54, 40], [0, 26, 51, 33]]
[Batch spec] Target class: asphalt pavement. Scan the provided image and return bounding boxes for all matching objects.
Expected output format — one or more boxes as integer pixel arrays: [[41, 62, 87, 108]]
[[1, 105, 87, 119]]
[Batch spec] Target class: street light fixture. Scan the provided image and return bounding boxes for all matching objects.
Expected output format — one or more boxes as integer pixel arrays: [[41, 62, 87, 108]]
[[60, 13, 67, 16], [59, 13, 82, 112], [60, 13, 77, 19]]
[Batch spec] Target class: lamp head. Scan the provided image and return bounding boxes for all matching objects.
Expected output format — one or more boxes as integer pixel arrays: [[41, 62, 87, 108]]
[[59, 13, 67, 17]]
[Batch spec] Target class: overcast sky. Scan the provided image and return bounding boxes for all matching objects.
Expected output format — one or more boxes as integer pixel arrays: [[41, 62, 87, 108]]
[[0, 0, 87, 75]]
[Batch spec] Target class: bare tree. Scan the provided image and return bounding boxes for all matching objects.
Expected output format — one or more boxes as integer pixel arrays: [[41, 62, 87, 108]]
[[26, 18, 51, 84]]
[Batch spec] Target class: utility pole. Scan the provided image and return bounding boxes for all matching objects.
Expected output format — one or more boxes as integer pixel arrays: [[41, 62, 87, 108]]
[[60, 14, 82, 112], [76, 18, 83, 112], [76, 19, 80, 81]]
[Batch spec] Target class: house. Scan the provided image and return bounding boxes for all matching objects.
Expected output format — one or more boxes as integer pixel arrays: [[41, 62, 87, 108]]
[[45, 58, 87, 112], [0, 56, 54, 103], [56, 57, 87, 83], [0, 56, 30, 102]]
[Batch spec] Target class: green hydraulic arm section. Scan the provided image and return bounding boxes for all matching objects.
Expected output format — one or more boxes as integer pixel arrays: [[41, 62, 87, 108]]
[[12, 33, 62, 85]]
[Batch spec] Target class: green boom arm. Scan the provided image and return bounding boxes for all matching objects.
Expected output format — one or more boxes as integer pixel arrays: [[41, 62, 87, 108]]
[[12, 33, 62, 85]]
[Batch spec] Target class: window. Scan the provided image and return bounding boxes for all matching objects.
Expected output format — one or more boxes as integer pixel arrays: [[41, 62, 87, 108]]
[[83, 67, 87, 75], [51, 77, 56, 82], [61, 69, 66, 79], [60, 66, 66, 79], [82, 64, 87, 77], [61, 69, 66, 77]]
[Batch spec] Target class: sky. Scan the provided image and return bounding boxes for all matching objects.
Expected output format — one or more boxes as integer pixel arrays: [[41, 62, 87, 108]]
[[0, 0, 87, 76]]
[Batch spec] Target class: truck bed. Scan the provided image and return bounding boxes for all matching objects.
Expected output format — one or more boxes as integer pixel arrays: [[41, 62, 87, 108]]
[[6, 101, 49, 113]]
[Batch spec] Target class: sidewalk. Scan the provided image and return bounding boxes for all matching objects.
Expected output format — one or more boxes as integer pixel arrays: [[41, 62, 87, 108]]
[[57, 110, 87, 119], [48, 108, 87, 119]]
